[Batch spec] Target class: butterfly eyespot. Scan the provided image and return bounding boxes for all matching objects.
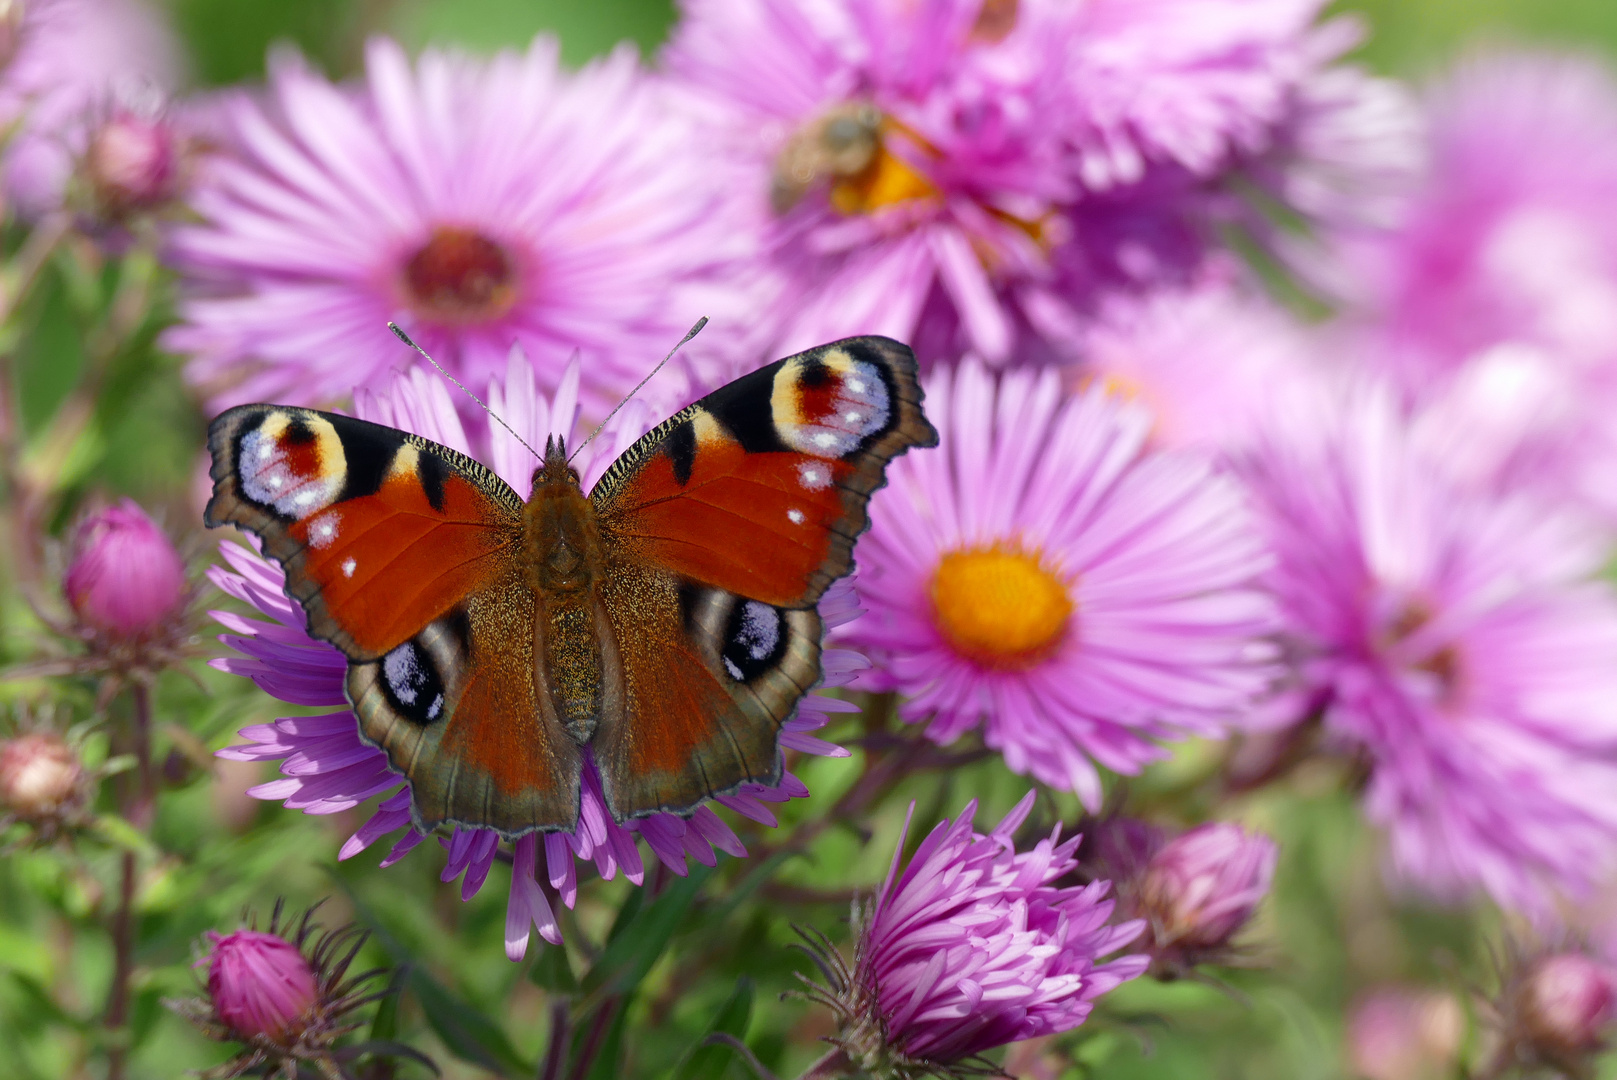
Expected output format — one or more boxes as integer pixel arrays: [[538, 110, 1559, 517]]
[[771, 351, 893, 459], [236, 412, 347, 521], [381, 639, 446, 726], [722, 600, 787, 683]]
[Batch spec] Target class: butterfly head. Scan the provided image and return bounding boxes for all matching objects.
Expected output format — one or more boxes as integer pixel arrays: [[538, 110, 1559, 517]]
[[534, 434, 582, 494]]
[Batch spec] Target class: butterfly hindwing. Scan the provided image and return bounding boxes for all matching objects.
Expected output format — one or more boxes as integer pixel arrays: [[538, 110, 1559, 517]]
[[588, 336, 936, 819], [206, 404, 583, 835]]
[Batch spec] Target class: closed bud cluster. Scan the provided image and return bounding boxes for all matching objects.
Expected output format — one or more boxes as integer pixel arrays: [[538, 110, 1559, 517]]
[[0, 733, 86, 836], [1139, 822, 1278, 953], [1515, 952, 1617, 1059], [83, 108, 185, 218], [1090, 818, 1277, 975], [65, 499, 187, 639], [168, 902, 428, 1080], [205, 929, 319, 1042]]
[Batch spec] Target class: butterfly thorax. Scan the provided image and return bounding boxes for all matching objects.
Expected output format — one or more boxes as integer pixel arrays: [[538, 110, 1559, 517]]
[[523, 440, 609, 744]]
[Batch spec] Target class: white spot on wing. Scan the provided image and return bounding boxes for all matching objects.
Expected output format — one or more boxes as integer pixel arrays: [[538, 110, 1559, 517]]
[[342, 557, 357, 578], [724, 656, 744, 680], [787, 508, 805, 524], [798, 462, 831, 490], [308, 511, 341, 549]]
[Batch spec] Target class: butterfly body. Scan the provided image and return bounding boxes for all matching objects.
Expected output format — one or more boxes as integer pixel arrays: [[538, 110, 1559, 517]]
[[206, 337, 937, 838]]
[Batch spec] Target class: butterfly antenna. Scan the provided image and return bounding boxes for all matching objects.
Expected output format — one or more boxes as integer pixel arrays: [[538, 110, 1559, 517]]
[[388, 323, 543, 463], [569, 316, 708, 463]]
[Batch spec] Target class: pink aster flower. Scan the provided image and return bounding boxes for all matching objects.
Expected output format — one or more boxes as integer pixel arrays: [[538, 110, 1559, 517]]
[[798, 794, 1146, 1074], [167, 37, 733, 413], [841, 359, 1277, 808], [209, 353, 857, 960], [1234, 380, 1617, 915], [664, 0, 1411, 367], [0, 0, 180, 215]]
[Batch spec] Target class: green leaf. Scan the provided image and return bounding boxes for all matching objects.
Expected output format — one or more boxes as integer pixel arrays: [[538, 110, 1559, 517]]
[[581, 993, 633, 1080], [368, 964, 408, 1045], [530, 942, 578, 995], [671, 978, 755, 1080], [408, 968, 532, 1078], [580, 866, 713, 1001]]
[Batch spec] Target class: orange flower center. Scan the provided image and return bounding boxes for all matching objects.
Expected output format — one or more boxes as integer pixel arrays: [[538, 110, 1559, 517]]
[[402, 226, 519, 324], [930, 546, 1073, 669], [829, 142, 936, 216]]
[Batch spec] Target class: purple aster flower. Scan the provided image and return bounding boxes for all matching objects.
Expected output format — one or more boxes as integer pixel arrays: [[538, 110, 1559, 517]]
[[1317, 52, 1617, 524], [167, 37, 735, 413], [1234, 380, 1617, 915], [840, 359, 1278, 808], [0, 0, 180, 215], [797, 794, 1146, 1075], [209, 353, 857, 959], [664, 0, 1411, 367]]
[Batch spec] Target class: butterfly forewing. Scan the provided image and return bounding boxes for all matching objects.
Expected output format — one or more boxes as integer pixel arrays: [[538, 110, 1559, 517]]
[[206, 405, 584, 835], [588, 336, 937, 819]]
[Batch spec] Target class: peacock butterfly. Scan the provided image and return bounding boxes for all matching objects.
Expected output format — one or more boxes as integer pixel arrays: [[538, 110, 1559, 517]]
[[204, 336, 937, 837]]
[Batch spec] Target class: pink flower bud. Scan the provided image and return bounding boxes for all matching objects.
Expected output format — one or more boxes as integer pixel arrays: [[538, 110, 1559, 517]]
[[84, 109, 181, 215], [64, 499, 186, 639], [1519, 952, 1617, 1054], [0, 734, 82, 818], [206, 929, 319, 1042], [1347, 988, 1465, 1080], [1139, 821, 1277, 950]]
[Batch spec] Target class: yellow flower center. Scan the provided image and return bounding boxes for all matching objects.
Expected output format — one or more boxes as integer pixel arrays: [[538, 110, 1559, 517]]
[[930, 546, 1073, 669]]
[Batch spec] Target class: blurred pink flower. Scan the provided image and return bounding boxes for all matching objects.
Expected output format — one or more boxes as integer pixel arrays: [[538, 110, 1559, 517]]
[[209, 353, 857, 960], [841, 359, 1277, 808], [0, 0, 180, 214], [65, 498, 187, 640], [204, 929, 318, 1041], [1079, 272, 1315, 451], [1346, 987, 1465, 1080], [1235, 381, 1617, 914], [803, 794, 1146, 1071], [1319, 53, 1617, 524], [664, 0, 1412, 366], [168, 37, 733, 414]]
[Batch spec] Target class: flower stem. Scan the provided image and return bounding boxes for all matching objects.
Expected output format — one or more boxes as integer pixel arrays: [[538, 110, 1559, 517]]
[[105, 679, 156, 1079]]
